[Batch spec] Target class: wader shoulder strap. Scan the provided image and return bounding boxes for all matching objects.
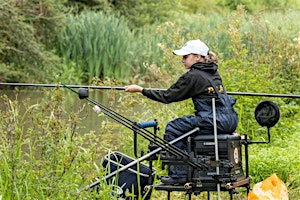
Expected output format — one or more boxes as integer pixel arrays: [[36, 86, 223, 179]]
[[197, 70, 227, 98]]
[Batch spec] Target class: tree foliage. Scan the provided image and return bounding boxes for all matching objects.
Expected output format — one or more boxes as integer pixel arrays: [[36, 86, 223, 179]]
[[0, 0, 65, 83], [110, 0, 179, 28]]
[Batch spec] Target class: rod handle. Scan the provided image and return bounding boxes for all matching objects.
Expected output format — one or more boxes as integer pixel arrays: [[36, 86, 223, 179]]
[[137, 121, 157, 128]]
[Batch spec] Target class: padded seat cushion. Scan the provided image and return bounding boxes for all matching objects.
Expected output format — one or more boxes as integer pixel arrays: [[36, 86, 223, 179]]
[[193, 132, 241, 141]]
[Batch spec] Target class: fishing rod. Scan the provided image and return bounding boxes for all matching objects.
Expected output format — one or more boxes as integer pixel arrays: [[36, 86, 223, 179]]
[[1, 82, 300, 98], [0, 82, 128, 90], [61, 83, 208, 170]]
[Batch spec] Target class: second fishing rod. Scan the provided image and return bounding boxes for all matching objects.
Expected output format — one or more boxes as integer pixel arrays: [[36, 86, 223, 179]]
[[62, 83, 208, 170]]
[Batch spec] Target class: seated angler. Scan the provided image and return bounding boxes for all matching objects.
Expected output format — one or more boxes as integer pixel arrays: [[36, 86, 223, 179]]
[[124, 39, 238, 184]]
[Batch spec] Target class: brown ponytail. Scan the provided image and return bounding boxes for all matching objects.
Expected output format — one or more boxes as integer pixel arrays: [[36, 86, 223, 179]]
[[203, 51, 218, 65]]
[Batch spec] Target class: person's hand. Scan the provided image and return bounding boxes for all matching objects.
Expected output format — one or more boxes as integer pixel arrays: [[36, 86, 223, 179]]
[[124, 85, 143, 93]]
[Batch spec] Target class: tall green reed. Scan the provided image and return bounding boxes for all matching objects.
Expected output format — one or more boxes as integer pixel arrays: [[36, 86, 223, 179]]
[[58, 11, 133, 82], [58, 11, 164, 84], [59, 12, 163, 82]]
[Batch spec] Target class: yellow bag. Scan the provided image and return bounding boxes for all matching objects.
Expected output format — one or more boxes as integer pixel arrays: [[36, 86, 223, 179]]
[[248, 174, 289, 200]]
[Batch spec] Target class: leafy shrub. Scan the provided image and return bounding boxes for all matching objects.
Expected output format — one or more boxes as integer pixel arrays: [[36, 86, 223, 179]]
[[0, 0, 65, 83]]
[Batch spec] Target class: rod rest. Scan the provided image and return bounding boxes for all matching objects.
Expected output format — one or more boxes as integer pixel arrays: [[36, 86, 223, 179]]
[[133, 120, 158, 158], [137, 121, 157, 128]]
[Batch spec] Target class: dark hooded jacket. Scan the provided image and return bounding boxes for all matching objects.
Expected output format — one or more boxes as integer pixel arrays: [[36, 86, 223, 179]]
[[142, 62, 238, 134], [142, 62, 221, 103]]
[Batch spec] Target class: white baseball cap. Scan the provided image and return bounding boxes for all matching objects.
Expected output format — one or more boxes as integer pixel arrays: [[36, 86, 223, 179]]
[[173, 39, 209, 57]]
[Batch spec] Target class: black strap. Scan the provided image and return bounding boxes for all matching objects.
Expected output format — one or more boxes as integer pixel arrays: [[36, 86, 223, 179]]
[[197, 70, 226, 98]]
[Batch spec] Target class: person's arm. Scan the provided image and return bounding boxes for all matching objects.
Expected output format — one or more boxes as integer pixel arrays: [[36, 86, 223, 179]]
[[141, 75, 192, 104], [124, 71, 203, 104], [124, 85, 143, 93]]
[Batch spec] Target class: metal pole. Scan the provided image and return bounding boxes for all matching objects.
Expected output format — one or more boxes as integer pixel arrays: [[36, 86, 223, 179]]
[[226, 91, 300, 98], [1, 82, 300, 98], [212, 98, 221, 200], [0, 82, 127, 90]]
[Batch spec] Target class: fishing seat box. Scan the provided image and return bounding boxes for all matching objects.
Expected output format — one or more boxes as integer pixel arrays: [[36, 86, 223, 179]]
[[102, 151, 156, 199], [192, 133, 246, 189]]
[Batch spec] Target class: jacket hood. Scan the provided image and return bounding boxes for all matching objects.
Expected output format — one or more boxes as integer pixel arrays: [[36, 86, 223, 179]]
[[191, 62, 218, 74]]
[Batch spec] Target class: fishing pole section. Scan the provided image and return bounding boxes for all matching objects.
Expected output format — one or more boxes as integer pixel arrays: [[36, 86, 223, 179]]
[[62, 83, 207, 169], [1, 82, 300, 98]]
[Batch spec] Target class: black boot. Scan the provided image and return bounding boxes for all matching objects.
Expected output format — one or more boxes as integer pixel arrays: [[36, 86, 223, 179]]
[[161, 164, 188, 185]]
